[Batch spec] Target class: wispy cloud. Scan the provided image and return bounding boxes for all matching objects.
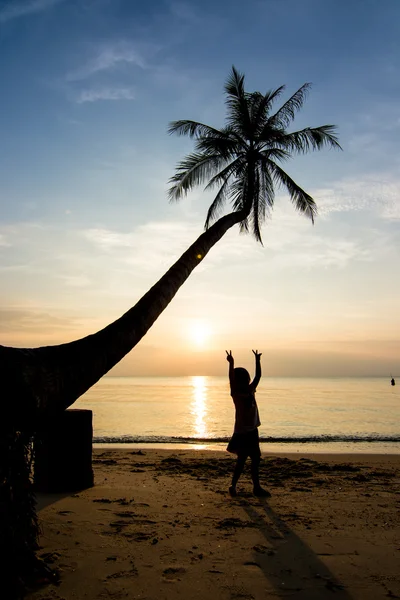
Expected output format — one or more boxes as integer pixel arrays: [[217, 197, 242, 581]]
[[66, 41, 146, 82], [0, 307, 75, 332], [168, 0, 226, 31], [0, 233, 11, 247], [169, 1, 201, 23], [205, 218, 374, 271], [0, 0, 64, 23], [82, 221, 199, 272], [0, 306, 92, 346], [75, 87, 135, 103], [315, 176, 400, 220]]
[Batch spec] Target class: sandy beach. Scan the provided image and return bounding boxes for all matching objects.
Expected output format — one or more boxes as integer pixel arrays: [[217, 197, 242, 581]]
[[27, 449, 400, 600]]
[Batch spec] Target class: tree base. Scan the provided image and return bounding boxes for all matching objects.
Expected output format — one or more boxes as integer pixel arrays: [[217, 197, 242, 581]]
[[0, 430, 40, 599]]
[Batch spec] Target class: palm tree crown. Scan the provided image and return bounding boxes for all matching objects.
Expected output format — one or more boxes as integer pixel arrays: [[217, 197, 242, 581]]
[[168, 66, 341, 243]]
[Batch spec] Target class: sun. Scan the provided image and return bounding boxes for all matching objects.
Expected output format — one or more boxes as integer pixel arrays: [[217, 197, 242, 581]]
[[187, 320, 212, 347]]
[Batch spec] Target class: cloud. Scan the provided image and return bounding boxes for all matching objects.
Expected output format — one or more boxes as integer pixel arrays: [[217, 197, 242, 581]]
[[57, 274, 92, 288], [273, 236, 372, 269], [75, 87, 135, 103], [167, 0, 227, 33], [203, 218, 373, 271], [66, 41, 146, 82], [169, 1, 201, 23], [0, 0, 64, 23], [0, 305, 98, 346], [313, 175, 400, 220], [0, 233, 11, 247], [0, 307, 75, 332], [82, 220, 199, 272]]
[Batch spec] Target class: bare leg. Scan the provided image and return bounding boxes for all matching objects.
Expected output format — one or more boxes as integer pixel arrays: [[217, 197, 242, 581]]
[[229, 455, 247, 496], [250, 454, 261, 488], [251, 454, 271, 497]]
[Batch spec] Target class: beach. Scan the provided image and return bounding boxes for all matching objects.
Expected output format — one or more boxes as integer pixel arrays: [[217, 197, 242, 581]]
[[28, 449, 400, 600]]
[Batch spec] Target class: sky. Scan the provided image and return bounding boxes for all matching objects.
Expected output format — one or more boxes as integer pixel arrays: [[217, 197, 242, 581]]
[[0, 0, 399, 377]]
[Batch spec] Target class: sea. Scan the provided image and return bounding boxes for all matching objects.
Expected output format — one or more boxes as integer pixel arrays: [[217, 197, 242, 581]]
[[75, 376, 400, 454]]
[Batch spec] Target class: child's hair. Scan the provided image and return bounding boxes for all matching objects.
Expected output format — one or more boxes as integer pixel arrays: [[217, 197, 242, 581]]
[[233, 367, 251, 392]]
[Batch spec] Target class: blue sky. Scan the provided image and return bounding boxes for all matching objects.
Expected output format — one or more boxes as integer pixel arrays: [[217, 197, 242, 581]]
[[0, 0, 399, 376]]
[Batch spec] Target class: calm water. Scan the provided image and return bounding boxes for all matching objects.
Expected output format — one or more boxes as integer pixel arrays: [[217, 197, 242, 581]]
[[75, 376, 400, 453]]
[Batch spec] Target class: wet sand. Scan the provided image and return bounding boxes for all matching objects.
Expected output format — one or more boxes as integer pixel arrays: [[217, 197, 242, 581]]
[[28, 449, 400, 600]]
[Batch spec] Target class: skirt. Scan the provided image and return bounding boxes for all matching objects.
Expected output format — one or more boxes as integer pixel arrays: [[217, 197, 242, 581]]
[[227, 428, 261, 458]]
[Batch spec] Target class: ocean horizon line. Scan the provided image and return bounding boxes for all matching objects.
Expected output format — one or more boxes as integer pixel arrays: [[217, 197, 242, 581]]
[[93, 434, 400, 445], [103, 375, 397, 379]]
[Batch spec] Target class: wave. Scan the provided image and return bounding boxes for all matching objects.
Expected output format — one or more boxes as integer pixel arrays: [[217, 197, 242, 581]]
[[93, 433, 400, 445]]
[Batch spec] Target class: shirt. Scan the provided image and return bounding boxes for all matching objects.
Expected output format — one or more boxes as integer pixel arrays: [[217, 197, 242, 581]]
[[231, 388, 261, 434]]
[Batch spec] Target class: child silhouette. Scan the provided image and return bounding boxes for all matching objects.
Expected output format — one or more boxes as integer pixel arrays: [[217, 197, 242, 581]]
[[226, 350, 270, 497]]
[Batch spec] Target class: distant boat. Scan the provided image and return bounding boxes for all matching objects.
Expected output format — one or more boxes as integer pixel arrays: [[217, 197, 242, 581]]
[[391, 377, 395, 386]]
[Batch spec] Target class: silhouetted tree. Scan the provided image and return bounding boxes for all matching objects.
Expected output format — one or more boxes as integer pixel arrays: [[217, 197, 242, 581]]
[[169, 66, 340, 242]]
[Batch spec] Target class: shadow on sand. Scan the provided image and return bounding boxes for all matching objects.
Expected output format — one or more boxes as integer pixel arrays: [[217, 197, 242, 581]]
[[36, 491, 79, 511], [239, 497, 353, 599]]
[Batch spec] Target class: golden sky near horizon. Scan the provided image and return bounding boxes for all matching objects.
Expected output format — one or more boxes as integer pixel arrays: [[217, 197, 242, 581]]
[[2, 202, 400, 378]]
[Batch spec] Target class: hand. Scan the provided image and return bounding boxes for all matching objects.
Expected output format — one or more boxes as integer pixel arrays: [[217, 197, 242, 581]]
[[252, 349, 262, 360], [226, 350, 234, 364]]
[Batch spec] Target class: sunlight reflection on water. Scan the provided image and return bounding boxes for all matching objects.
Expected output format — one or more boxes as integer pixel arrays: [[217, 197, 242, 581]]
[[190, 376, 208, 438]]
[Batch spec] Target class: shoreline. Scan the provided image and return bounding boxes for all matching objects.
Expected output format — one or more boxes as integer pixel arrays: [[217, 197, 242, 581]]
[[29, 448, 400, 600], [93, 441, 400, 454]]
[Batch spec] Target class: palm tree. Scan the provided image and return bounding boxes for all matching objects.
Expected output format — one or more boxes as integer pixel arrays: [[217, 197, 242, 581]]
[[168, 66, 340, 242], [1, 66, 340, 595]]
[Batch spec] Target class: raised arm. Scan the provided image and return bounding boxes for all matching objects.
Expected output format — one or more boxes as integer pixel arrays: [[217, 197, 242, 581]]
[[251, 349, 262, 390], [226, 350, 235, 387]]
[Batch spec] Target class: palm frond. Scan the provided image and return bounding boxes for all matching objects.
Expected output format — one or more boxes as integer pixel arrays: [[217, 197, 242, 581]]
[[224, 65, 246, 99], [239, 216, 249, 234], [204, 158, 245, 228], [204, 177, 232, 229], [230, 176, 247, 214], [251, 168, 263, 243], [203, 157, 243, 191], [246, 91, 263, 126], [220, 127, 249, 151], [195, 135, 242, 160], [259, 165, 275, 211], [224, 66, 252, 138], [168, 120, 225, 139], [168, 153, 228, 201], [278, 125, 342, 153], [259, 147, 291, 162], [253, 86, 285, 135], [256, 123, 287, 146], [268, 83, 312, 129], [265, 159, 317, 222]]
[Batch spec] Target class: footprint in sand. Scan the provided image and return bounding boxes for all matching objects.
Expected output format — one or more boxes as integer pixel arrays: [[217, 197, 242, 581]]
[[109, 520, 130, 528], [123, 531, 156, 541], [105, 567, 138, 580], [162, 567, 186, 582], [253, 544, 275, 556], [243, 561, 262, 573], [113, 510, 137, 518]]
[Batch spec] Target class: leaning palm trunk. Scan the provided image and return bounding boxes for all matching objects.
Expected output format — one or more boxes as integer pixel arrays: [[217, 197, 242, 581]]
[[0, 209, 246, 597], [1, 209, 246, 425]]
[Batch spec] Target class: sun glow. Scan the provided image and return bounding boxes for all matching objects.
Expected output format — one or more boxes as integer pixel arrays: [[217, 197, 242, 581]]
[[187, 319, 212, 347]]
